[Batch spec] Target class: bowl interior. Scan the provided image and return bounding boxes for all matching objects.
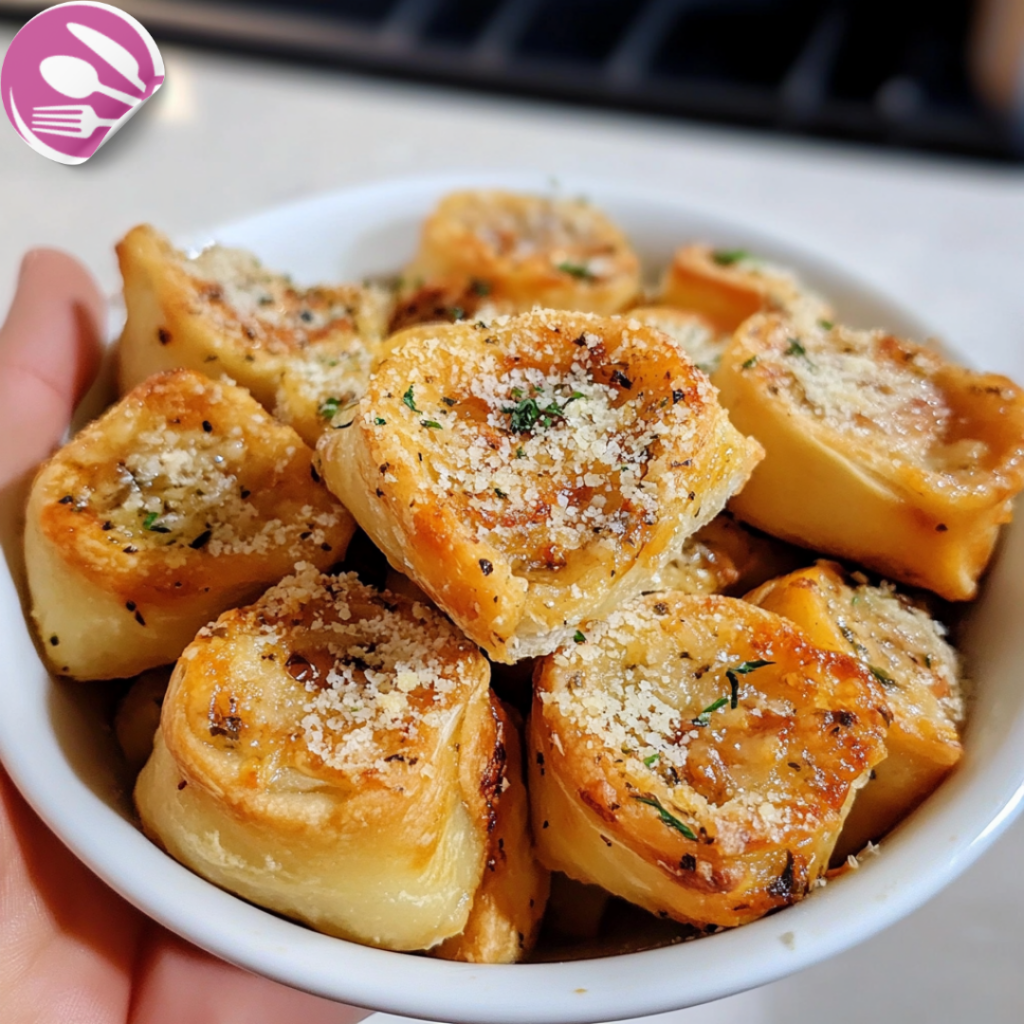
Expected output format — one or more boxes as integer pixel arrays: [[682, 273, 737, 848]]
[[1, 172, 1023, 1024]]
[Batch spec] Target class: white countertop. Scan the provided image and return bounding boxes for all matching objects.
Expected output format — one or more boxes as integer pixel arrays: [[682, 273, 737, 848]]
[[2, 26, 1024, 1024]]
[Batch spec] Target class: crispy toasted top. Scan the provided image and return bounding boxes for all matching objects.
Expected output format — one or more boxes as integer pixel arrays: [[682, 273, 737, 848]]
[[538, 593, 890, 855], [728, 314, 1024, 497], [36, 370, 350, 595], [353, 311, 726, 581], [175, 566, 489, 786]]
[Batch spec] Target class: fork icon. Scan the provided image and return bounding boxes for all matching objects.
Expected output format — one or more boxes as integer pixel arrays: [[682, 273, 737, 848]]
[[31, 104, 121, 139]]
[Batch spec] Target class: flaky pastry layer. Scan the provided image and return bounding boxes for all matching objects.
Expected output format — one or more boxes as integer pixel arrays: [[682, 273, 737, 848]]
[[716, 314, 1024, 599], [135, 568, 500, 951], [318, 310, 763, 662], [530, 593, 890, 928], [25, 369, 354, 679]]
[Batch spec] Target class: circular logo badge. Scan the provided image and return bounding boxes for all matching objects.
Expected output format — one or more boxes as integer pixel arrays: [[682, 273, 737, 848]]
[[1, 1, 164, 165]]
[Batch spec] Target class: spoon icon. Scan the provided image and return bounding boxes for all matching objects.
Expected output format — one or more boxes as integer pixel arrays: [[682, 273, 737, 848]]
[[39, 54, 142, 107]]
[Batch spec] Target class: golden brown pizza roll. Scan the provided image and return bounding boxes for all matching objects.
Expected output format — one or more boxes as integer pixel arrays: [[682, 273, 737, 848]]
[[659, 244, 832, 335], [317, 310, 763, 662], [402, 190, 641, 315], [746, 561, 964, 858], [434, 701, 550, 964], [716, 314, 1024, 600], [529, 593, 891, 929], [116, 224, 390, 410], [135, 567, 502, 952], [25, 370, 355, 680], [625, 307, 726, 375]]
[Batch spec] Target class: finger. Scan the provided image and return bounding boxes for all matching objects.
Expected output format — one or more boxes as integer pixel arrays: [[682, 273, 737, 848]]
[[0, 766, 139, 1024], [0, 249, 105, 483], [129, 927, 371, 1024]]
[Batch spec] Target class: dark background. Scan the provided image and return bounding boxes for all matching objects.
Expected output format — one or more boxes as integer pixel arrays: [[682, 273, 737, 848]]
[[1, 0, 1019, 162]]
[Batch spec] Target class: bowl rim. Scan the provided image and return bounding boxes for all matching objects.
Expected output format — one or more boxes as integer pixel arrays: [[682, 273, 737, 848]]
[[2, 170, 1023, 1024]]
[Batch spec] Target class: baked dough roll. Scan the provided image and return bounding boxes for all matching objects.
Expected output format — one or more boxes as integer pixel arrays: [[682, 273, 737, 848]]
[[746, 561, 964, 858], [625, 307, 725, 375], [529, 593, 891, 929], [135, 567, 500, 952], [25, 370, 355, 680], [659, 245, 832, 335], [388, 277, 511, 334], [716, 314, 1024, 600], [434, 701, 550, 963], [402, 190, 641, 315], [116, 224, 390, 409], [318, 310, 763, 662]]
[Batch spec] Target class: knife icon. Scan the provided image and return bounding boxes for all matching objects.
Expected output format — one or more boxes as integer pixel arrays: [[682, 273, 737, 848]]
[[67, 22, 146, 94]]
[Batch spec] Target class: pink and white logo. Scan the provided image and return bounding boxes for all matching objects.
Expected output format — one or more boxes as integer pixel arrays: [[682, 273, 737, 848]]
[[1, 2, 164, 165]]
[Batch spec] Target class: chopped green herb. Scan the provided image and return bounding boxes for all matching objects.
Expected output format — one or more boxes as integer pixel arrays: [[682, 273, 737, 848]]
[[503, 395, 575, 433], [785, 338, 808, 358], [643, 753, 661, 767], [402, 386, 421, 414], [421, 420, 443, 429], [742, 355, 758, 370], [516, 447, 526, 459], [142, 512, 170, 533], [573, 630, 586, 644], [924, 654, 933, 669], [712, 249, 749, 266], [725, 659, 774, 708], [470, 278, 491, 297], [692, 696, 729, 727], [556, 260, 596, 280], [818, 319, 834, 330], [374, 416, 387, 426], [449, 306, 465, 321], [632, 795, 697, 840], [318, 396, 342, 420], [869, 665, 897, 688]]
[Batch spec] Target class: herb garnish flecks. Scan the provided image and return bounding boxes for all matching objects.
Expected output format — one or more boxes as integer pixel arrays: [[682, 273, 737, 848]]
[[725, 659, 774, 708], [632, 795, 697, 840]]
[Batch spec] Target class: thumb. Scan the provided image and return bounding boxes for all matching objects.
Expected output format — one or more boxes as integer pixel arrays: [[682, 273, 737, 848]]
[[0, 249, 105, 484]]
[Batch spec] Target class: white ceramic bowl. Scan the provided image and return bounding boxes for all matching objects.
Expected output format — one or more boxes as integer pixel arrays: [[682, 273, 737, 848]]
[[2, 173, 1024, 1024]]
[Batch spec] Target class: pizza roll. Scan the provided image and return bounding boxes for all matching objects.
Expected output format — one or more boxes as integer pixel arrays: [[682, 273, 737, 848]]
[[116, 224, 390, 409], [135, 567, 501, 952], [529, 593, 890, 929], [654, 514, 806, 597], [625, 307, 725, 375], [746, 561, 964, 858], [716, 314, 1024, 600], [25, 370, 355, 680], [434, 701, 550, 964], [659, 245, 832, 335], [317, 310, 763, 662], [402, 190, 641, 315]]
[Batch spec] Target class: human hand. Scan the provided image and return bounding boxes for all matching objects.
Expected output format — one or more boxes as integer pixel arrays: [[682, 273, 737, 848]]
[[0, 250, 372, 1024]]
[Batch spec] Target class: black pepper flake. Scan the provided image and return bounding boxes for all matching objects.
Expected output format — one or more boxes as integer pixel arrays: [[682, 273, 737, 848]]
[[58, 494, 75, 505], [299, 309, 314, 322], [240, 488, 251, 499], [542, 820, 549, 829], [836, 710, 855, 728], [679, 853, 696, 871], [936, 523, 948, 532], [610, 369, 633, 390], [310, 464, 321, 483], [49, 635, 59, 646], [672, 389, 685, 404], [177, 779, 188, 790], [479, 559, 494, 576], [126, 601, 137, 611], [202, 420, 213, 433], [572, 334, 588, 347], [123, 546, 138, 554], [767, 851, 796, 901], [157, 328, 172, 345], [189, 530, 212, 550], [653, 602, 668, 615], [134, 610, 146, 626], [320, 543, 332, 552], [101, 521, 113, 531]]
